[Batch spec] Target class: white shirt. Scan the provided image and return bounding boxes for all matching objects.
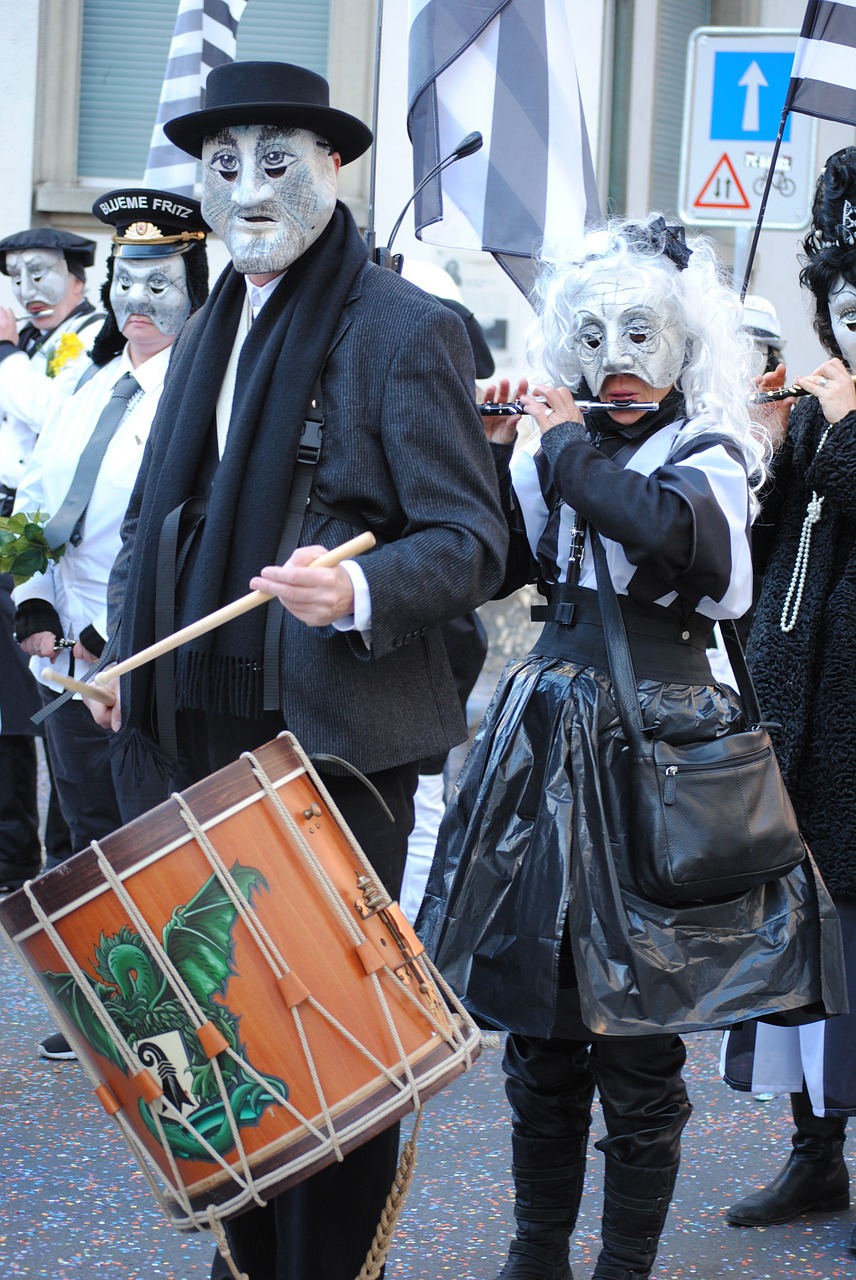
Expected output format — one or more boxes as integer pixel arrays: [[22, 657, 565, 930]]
[[13, 344, 172, 689], [0, 310, 104, 490], [212, 275, 371, 639]]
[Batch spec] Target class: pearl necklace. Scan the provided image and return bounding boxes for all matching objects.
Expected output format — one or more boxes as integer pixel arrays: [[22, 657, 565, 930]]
[[780, 424, 832, 633]]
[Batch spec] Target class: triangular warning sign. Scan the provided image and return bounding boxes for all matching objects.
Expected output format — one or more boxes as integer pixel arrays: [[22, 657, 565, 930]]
[[693, 153, 750, 211]]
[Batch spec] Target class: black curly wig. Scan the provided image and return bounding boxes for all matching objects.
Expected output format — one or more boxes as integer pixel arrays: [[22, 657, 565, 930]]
[[800, 146, 856, 363], [88, 239, 210, 366]]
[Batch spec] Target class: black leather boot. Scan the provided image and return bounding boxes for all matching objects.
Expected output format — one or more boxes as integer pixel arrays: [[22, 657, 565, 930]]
[[591, 1161, 679, 1279], [496, 1135, 583, 1280], [726, 1089, 849, 1226]]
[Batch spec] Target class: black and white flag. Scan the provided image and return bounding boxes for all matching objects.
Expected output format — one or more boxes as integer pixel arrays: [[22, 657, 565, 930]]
[[144, 0, 247, 196], [787, 0, 856, 127], [407, 0, 600, 294]]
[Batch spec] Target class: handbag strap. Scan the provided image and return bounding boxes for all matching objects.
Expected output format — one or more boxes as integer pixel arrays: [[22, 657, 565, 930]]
[[588, 527, 648, 756], [588, 528, 764, 755]]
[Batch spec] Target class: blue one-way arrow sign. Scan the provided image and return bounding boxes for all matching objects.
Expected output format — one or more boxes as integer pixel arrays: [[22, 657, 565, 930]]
[[711, 50, 793, 141]]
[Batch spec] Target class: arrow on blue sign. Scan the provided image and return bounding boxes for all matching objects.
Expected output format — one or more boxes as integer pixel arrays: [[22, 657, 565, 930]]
[[711, 51, 793, 142], [739, 61, 766, 131]]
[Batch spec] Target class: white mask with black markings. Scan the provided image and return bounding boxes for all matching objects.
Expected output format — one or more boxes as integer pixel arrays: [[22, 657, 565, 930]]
[[6, 248, 71, 310], [829, 275, 856, 367], [569, 271, 686, 397], [109, 255, 191, 337], [202, 124, 338, 275]]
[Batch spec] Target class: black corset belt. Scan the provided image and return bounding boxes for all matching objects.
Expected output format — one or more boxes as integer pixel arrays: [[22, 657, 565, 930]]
[[530, 586, 715, 684]]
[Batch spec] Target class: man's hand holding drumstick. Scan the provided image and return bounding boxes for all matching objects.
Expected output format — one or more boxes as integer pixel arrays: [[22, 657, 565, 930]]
[[56, 534, 375, 733], [248, 544, 357, 628]]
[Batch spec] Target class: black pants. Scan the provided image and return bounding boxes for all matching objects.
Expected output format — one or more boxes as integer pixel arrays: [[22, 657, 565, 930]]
[[172, 711, 420, 1280], [503, 1031, 692, 1168], [39, 688, 168, 855], [0, 736, 40, 873]]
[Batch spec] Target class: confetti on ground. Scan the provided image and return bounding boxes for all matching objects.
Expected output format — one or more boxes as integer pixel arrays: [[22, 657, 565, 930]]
[[2, 916, 854, 1278]]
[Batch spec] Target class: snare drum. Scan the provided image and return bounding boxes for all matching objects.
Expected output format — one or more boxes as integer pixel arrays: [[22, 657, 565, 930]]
[[0, 733, 479, 1231]]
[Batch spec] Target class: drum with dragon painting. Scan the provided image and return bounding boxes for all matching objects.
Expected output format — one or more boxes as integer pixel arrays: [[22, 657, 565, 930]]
[[0, 733, 480, 1232]]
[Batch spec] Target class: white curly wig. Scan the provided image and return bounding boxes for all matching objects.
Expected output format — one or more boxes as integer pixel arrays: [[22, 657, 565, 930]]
[[527, 215, 768, 506]]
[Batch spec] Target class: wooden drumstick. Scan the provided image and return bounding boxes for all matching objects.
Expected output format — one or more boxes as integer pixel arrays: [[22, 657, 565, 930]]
[[44, 531, 376, 707], [43, 670, 115, 703]]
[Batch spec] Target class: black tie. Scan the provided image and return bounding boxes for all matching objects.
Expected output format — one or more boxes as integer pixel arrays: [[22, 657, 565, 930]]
[[45, 371, 141, 550]]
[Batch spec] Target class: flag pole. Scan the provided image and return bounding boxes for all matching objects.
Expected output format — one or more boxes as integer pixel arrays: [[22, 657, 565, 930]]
[[738, 100, 791, 300], [365, 0, 386, 263]]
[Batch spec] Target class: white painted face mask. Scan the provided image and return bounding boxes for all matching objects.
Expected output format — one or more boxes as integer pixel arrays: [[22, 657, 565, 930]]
[[109, 255, 191, 337], [569, 268, 686, 397], [6, 248, 71, 311], [202, 124, 338, 275], [828, 275, 856, 368]]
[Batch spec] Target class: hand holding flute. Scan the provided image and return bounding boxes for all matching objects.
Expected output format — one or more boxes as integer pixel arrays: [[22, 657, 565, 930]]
[[795, 357, 856, 425], [0, 306, 55, 347], [480, 377, 530, 443], [750, 357, 856, 448]]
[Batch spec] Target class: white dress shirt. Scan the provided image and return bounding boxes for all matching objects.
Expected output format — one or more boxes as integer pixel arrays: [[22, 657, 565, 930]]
[[212, 275, 372, 640], [13, 344, 172, 689]]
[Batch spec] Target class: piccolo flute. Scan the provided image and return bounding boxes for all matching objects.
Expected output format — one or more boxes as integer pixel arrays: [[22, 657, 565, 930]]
[[752, 373, 856, 404], [12, 309, 54, 322], [480, 399, 660, 415]]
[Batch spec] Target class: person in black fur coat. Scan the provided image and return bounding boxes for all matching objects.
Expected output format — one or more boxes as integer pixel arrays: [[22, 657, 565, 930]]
[[724, 146, 856, 1254]]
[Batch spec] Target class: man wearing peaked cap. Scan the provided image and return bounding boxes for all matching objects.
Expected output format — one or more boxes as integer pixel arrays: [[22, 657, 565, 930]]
[[92, 187, 210, 249], [12, 191, 209, 1065], [93, 61, 506, 1280], [11, 189, 209, 1037], [0, 228, 106, 894]]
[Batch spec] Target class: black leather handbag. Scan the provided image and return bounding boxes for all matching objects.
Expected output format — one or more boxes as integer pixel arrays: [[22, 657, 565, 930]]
[[590, 529, 805, 905]]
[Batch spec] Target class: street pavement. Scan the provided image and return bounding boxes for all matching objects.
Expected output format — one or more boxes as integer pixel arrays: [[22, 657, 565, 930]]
[[2, 928, 855, 1280]]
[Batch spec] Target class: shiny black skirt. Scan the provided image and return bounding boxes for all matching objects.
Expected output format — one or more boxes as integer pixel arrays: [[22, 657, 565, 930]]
[[419, 621, 845, 1040]]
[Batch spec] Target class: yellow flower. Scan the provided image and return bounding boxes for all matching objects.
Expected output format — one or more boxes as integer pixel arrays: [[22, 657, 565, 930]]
[[46, 331, 85, 378]]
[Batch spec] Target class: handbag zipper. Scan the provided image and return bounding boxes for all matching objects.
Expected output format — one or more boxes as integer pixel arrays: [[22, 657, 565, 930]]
[[662, 744, 773, 805]]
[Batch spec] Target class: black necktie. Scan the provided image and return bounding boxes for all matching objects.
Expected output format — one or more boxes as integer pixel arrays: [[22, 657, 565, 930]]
[[45, 371, 141, 550]]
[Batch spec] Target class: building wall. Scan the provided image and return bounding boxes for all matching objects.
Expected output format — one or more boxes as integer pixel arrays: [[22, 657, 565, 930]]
[[2, 0, 855, 381]]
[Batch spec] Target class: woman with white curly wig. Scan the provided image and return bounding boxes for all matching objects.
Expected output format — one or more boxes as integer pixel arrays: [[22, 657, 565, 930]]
[[417, 215, 834, 1280]]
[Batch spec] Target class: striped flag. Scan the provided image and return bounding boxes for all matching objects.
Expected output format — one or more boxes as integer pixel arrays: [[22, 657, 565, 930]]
[[786, 0, 856, 126], [407, 0, 600, 294], [144, 0, 247, 195]]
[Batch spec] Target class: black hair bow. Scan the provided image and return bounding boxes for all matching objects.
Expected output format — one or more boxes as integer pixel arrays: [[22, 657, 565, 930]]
[[625, 217, 692, 271]]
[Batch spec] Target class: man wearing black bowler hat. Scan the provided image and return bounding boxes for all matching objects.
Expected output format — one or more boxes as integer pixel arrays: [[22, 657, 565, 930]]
[[94, 61, 506, 1280]]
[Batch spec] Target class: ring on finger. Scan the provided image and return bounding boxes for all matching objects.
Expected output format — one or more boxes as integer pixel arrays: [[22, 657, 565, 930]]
[[818, 375, 829, 387]]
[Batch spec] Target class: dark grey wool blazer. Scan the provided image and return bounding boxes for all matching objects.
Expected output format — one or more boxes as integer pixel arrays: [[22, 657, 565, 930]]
[[109, 259, 507, 774]]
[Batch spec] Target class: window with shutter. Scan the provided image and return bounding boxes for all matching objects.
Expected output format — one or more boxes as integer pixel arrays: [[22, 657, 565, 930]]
[[77, 0, 330, 181]]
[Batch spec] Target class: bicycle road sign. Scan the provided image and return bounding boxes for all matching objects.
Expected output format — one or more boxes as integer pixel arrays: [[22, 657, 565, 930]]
[[679, 28, 817, 230]]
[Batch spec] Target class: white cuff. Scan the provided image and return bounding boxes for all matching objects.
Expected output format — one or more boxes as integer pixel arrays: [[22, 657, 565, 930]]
[[333, 559, 372, 647]]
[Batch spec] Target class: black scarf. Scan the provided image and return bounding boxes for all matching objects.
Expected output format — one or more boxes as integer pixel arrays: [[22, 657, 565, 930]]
[[120, 203, 369, 730]]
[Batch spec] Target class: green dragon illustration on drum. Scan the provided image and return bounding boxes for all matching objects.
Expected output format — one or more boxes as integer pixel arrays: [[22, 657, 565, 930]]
[[42, 862, 287, 1160]]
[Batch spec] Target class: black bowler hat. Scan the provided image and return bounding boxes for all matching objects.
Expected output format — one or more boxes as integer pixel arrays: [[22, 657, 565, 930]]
[[163, 61, 373, 165], [91, 188, 208, 258], [0, 228, 96, 276]]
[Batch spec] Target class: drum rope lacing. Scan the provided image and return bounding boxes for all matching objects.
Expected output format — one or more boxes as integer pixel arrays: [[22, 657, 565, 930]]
[[21, 742, 479, 1259], [206, 1208, 249, 1280], [90, 846, 268, 1211], [22, 878, 253, 1227], [239, 752, 422, 1103]]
